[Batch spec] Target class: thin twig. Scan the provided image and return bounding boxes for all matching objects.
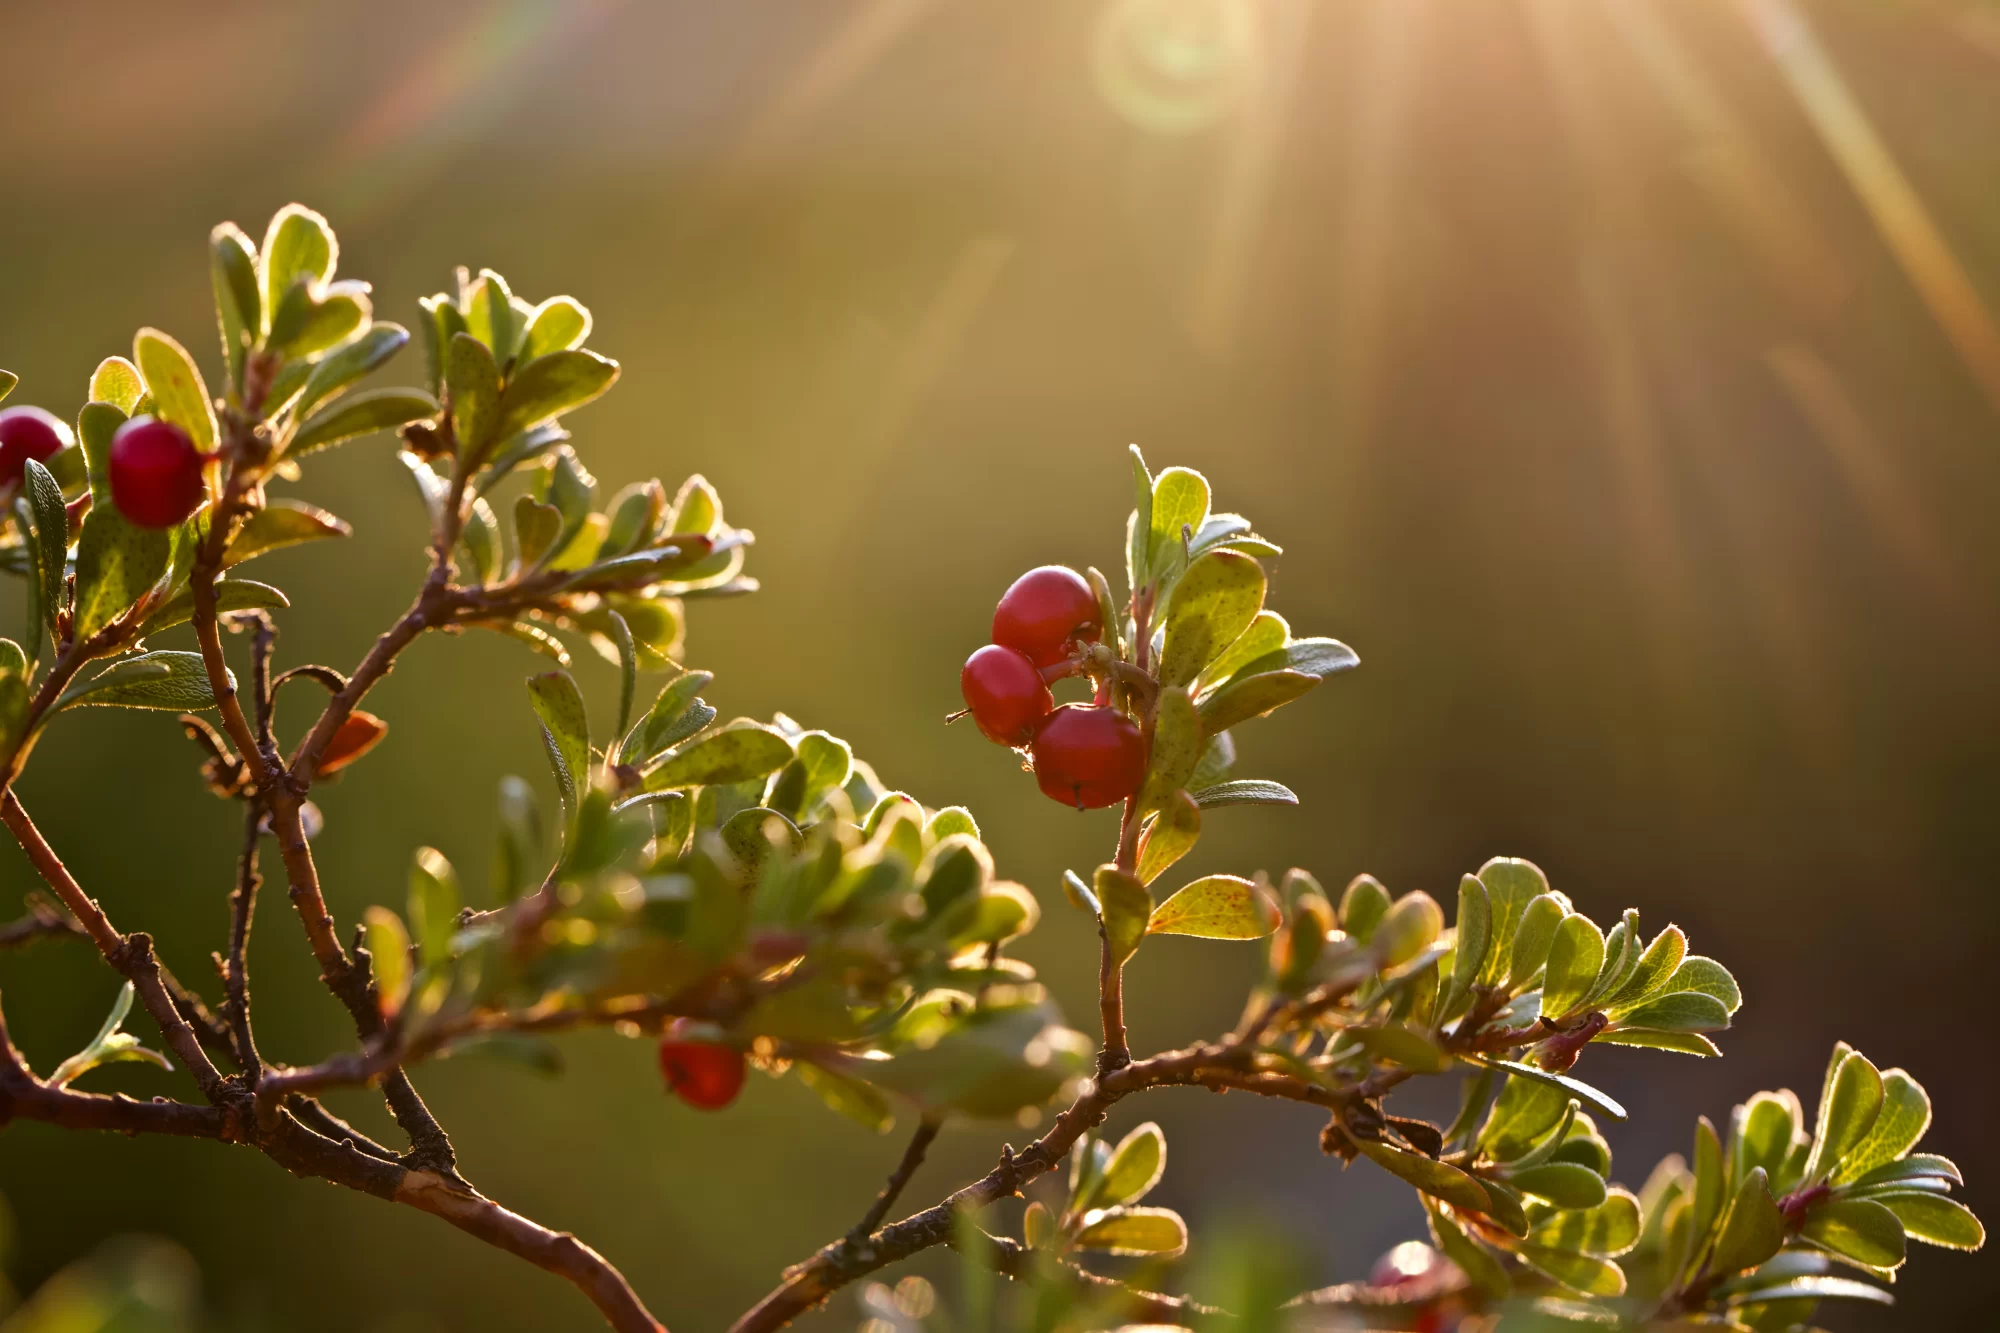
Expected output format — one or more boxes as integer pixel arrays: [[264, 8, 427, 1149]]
[[849, 1116, 942, 1243]]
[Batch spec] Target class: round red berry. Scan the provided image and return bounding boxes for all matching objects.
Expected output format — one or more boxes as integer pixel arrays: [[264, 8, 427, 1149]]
[[960, 644, 1053, 746], [658, 1025, 745, 1110], [109, 416, 208, 528], [992, 565, 1102, 667], [0, 405, 73, 486], [1030, 704, 1147, 809]]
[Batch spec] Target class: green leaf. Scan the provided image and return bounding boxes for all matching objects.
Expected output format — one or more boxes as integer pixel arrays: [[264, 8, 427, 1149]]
[[362, 906, 411, 1017], [526, 671, 591, 817], [1540, 913, 1605, 1020], [1849, 1154, 1961, 1190], [1586, 909, 1641, 1007], [1136, 791, 1200, 886], [1097, 865, 1152, 965], [1158, 550, 1266, 688], [1350, 1021, 1451, 1074], [1126, 445, 1153, 591], [1504, 893, 1565, 992], [927, 806, 981, 842], [644, 727, 793, 789], [1513, 1243, 1627, 1297], [76, 400, 125, 504], [1723, 1274, 1893, 1306], [291, 387, 438, 457], [1804, 1049, 1884, 1184], [70, 506, 172, 640], [58, 651, 226, 712], [295, 324, 414, 415], [521, 296, 593, 360], [1800, 1197, 1905, 1270], [210, 223, 260, 391], [139, 578, 289, 636], [267, 279, 370, 358], [1509, 1162, 1608, 1209], [1199, 610, 1289, 687], [459, 495, 500, 584], [1425, 1200, 1512, 1301], [1099, 1122, 1166, 1206], [1604, 926, 1688, 1011], [1339, 874, 1391, 944], [1663, 955, 1743, 1014], [1613, 992, 1731, 1034], [88, 358, 145, 414], [1469, 1059, 1627, 1123], [1451, 873, 1493, 1004], [462, 270, 517, 358], [1187, 779, 1297, 809], [1882, 1194, 1984, 1251], [1355, 1139, 1491, 1213], [1471, 857, 1550, 987], [0, 370, 14, 404], [22, 458, 68, 631], [447, 332, 501, 456], [407, 847, 461, 969], [223, 499, 351, 566], [513, 496, 562, 567], [260, 204, 336, 316], [1136, 686, 1200, 815], [1226, 635, 1359, 683], [1147, 874, 1279, 940], [1194, 669, 1317, 735], [1531, 1187, 1642, 1257], [1734, 1092, 1803, 1185], [1594, 1029, 1720, 1057], [1834, 1069, 1932, 1185], [1708, 1167, 1785, 1276], [1147, 466, 1210, 577], [1073, 1206, 1188, 1257], [1481, 1072, 1571, 1161], [494, 350, 619, 441], [132, 328, 216, 452], [797, 1062, 894, 1133], [1373, 891, 1443, 967]]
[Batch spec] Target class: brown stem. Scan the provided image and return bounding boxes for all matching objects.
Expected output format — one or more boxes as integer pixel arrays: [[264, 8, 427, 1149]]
[[0, 894, 82, 950], [0, 792, 226, 1099], [223, 800, 266, 1079], [0, 993, 666, 1332], [848, 1116, 941, 1243], [726, 1040, 1357, 1333]]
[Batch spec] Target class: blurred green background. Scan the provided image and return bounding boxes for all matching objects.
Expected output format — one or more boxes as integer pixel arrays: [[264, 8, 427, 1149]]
[[3, 0, 1997, 1327]]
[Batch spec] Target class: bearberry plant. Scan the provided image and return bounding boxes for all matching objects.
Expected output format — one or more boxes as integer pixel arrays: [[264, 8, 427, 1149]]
[[0, 207, 1983, 1333]]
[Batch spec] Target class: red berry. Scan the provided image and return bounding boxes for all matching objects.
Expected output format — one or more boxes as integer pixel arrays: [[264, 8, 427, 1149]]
[[992, 565, 1102, 667], [960, 644, 1053, 746], [0, 406, 73, 486], [109, 416, 209, 528], [658, 1025, 745, 1110], [1030, 704, 1147, 809]]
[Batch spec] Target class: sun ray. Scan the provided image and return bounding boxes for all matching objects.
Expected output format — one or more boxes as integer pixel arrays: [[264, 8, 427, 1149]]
[[1743, 0, 2000, 417]]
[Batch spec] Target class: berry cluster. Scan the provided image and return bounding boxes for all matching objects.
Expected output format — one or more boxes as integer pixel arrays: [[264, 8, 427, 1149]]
[[0, 404, 209, 529], [959, 565, 1146, 809]]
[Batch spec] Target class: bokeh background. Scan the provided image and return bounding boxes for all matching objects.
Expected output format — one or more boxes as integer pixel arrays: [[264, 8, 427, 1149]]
[[2, 0, 1997, 1327]]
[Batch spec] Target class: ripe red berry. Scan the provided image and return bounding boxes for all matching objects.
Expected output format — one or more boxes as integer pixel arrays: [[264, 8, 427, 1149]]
[[960, 644, 1053, 746], [0, 405, 73, 486], [1030, 704, 1147, 809], [109, 416, 209, 528], [658, 1025, 745, 1110], [992, 565, 1101, 667]]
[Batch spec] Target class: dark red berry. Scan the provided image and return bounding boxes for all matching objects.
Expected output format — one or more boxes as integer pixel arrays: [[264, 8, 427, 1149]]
[[960, 644, 1053, 746], [992, 565, 1101, 667], [1030, 704, 1147, 809], [0, 406, 72, 486], [658, 1023, 745, 1110], [109, 416, 208, 528]]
